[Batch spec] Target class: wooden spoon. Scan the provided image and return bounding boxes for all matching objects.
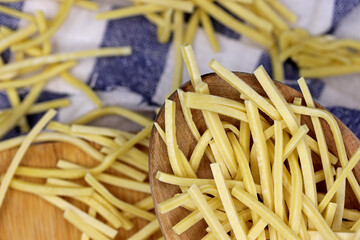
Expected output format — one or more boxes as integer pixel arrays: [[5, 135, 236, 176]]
[[149, 72, 360, 240]]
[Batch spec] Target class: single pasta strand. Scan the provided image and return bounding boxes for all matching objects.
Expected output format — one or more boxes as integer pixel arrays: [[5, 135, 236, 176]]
[[247, 219, 268, 240], [0, 61, 76, 89], [0, 109, 56, 208], [171, 9, 184, 92], [72, 106, 151, 127], [157, 9, 173, 43], [60, 71, 102, 108], [245, 101, 274, 208], [156, 171, 261, 192], [136, 0, 194, 13], [15, 166, 86, 179], [189, 130, 212, 171], [75, 0, 99, 10], [6, 87, 29, 132], [269, 45, 284, 81], [184, 91, 246, 112], [34, 10, 51, 55], [0, 24, 37, 54], [95, 173, 151, 193], [323, 202, 337, 227], [27, 98, 71, 114], [332, 168, 346, 230], [287, 151, 303, 234], [0, 132, 104, 161], [0, 4, 34, 21], [199, 9, 220, 52], [71, 124, 131, 138], [0, 47, 132, 75], [96, 4, 167, 20], [6, 177, 93, 197], [273, 121, 285, 235], [239, 121, 251, 161], [180, 44, 202, 87], [164, 100, 185, 176], [184, 9, 200, 44]]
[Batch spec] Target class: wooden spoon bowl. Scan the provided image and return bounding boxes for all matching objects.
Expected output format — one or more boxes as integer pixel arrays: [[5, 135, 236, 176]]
[[149, 72, 360, 240]]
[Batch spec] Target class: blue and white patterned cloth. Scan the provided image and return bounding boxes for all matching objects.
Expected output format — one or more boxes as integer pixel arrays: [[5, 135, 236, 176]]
[[1, 0, 360, 138]]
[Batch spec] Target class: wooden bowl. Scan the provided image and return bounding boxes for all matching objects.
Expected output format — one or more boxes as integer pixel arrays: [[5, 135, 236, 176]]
[[0, 142, 161, 240], [149, 72, 360, 240]]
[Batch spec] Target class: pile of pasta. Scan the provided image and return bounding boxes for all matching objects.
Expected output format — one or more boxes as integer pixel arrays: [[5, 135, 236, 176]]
[[279, 28, 360, 78], [0, 106, 165, 239], [0, 0, 131, 139], [97, 0, 360, 84], [155, 45, 360, 240], [97, 0, 295, 88]]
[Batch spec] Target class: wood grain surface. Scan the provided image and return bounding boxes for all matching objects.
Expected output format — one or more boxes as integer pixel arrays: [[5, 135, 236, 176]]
[[149, 72, 360, 240], [0, 142, 162, 240]]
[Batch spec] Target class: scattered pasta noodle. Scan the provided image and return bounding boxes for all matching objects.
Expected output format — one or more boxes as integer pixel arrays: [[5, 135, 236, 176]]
[[155, 45, 360, 240]]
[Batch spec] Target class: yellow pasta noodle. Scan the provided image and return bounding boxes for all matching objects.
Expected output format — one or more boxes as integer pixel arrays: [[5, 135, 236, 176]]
[[0, 109, 56, 207]]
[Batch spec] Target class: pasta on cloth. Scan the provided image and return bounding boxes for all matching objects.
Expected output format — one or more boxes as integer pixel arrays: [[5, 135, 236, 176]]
[[0, 0, 359, 137]]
